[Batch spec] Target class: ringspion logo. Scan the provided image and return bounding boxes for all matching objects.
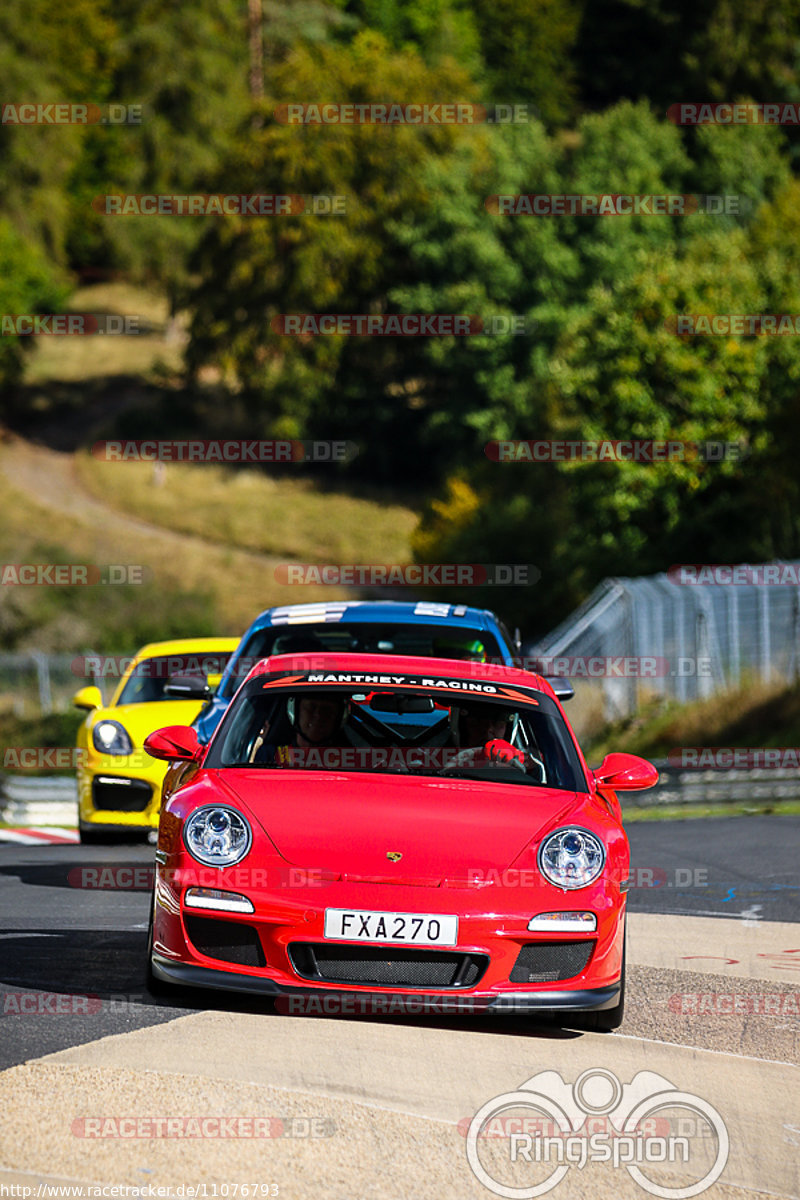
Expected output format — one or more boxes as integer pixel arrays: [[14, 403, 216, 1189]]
[[466, 1069, 729, 1198]]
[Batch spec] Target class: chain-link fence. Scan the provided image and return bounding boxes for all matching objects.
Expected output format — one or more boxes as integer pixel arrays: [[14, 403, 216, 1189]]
[[4, 564, 800, 722], [525, 565, 800, 722], [0, 653, 79, 716], [0, 653, 116, 716]]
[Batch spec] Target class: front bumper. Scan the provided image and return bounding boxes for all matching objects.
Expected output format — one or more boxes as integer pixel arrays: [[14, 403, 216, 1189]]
[[77, 757, 163, 829], [151, 859, 626, 1013], [151, 953, 621, 1013]]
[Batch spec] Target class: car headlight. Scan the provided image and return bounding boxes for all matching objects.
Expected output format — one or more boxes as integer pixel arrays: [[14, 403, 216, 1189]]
[[538, 827, 606, 890], [183, 805, 252, 868], [92, 720, 134, 756]]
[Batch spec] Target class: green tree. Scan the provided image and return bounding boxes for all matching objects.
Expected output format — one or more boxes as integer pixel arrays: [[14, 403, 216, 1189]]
[[183, 31, 482, 474], [0, 220, 69, 408], [0, 0, 116, 264], [469, 0, 581, 125]]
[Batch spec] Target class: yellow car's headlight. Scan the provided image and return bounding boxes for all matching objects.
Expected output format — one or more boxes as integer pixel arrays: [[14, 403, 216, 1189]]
[[92, 720, 134, 756]]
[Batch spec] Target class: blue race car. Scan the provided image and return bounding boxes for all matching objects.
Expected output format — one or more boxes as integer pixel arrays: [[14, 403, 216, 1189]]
[[190, 600, 521, 744]]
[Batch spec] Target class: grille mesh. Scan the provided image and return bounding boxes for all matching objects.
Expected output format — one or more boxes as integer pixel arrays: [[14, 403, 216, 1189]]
[[510, 941, 594, 983], [289, 944, 487, 989], [185, 916, 266, 967], [92, 778, 152, 812]]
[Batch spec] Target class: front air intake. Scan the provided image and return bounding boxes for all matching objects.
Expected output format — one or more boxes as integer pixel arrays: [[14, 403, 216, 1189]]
[[510, 941, 594, 983]]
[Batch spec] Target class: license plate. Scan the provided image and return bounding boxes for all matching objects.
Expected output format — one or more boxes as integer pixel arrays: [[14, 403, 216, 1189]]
[[323, 908, 458, 947]]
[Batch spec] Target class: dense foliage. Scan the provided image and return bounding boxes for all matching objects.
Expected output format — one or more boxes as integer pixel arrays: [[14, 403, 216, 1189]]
[[3, 0, 800, 632]]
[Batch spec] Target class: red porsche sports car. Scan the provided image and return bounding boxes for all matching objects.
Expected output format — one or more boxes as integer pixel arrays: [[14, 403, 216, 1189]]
[[144, 653, 657, 1029]]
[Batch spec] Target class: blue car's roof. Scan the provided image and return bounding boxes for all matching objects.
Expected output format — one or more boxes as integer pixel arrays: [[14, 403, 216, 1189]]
[[240, 600, 504, 633]]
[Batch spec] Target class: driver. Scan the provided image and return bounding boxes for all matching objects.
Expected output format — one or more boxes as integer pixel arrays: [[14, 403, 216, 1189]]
[[448, 702, 525, 770]]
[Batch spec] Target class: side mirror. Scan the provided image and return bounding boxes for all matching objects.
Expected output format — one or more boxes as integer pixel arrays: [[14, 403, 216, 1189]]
[[593, 752, 659, 792], [144, 725, 201, 762], [548, 677, 574, 702], [163, 675, 211, 701], [72, 685, 102, 711]]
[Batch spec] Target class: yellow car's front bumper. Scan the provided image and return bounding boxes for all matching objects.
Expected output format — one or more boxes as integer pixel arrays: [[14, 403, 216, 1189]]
[[77, 749, 166, 835]]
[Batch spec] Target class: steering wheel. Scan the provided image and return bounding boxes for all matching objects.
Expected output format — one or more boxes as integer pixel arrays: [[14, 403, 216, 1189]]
[[437, 743, 547, 782]]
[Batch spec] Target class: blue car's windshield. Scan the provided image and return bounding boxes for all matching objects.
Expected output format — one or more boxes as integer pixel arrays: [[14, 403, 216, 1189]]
[[217, 623, 504, 698]]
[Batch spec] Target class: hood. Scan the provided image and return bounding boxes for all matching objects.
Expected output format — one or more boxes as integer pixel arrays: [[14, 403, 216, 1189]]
[[94, 699, 204, 746], [215, 770, 582, 883]]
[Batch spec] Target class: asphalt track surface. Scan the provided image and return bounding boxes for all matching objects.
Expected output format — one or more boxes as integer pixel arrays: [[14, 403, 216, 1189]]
[[1, 816, 798, 1199]]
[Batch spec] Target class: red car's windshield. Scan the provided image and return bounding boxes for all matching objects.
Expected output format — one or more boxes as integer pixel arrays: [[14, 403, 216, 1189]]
[[206, 675, 588, 792]]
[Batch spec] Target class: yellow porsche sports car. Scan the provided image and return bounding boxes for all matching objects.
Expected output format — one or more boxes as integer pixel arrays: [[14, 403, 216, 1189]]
[[72, 637, 239, 843]]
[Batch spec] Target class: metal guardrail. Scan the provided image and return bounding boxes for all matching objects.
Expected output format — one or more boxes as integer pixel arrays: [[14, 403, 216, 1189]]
[[1, 767, 796, 831], [0, 774, 77, 825], [527, 565, 800, 720], [622, 760, 800, 808]]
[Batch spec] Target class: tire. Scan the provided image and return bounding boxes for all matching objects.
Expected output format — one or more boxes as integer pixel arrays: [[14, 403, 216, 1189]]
[[144, 889, 172, 998], [78, 823, 111, 845], [568, 927, 626, 1033]]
